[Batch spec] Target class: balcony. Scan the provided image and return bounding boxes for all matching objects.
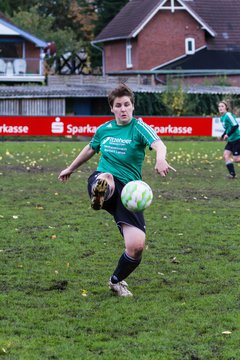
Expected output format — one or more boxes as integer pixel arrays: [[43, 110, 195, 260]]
[[0, 57, 45, 83]]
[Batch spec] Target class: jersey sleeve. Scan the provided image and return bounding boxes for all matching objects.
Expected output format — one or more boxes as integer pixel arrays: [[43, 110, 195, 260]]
[[135, 119, 160, 148], [225, 112, 239, 135], [89, 128, 101, 152]]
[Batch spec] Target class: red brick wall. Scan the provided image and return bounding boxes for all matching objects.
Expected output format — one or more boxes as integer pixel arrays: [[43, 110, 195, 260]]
[[177, 75, 240, 87], [137, 10, 206, 69], [104, 9, 206, 72], [104, 41, 126, 72]]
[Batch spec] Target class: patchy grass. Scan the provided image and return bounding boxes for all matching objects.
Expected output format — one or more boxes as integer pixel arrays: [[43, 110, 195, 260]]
[[0, 141, 239, 360]]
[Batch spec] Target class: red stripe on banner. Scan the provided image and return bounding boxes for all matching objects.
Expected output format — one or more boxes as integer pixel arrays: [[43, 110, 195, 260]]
[[0, 116, 213, 137]]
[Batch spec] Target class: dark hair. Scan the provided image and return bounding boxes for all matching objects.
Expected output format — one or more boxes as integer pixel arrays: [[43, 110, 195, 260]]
[[108, 83, 134, 108], [219, 100, 229, 111]]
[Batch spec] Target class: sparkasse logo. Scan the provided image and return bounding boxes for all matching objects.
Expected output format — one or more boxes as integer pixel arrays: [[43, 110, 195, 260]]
[[51, 117, 64, 134]]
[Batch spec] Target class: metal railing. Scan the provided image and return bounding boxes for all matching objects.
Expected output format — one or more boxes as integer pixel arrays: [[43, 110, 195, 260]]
[[0, 57, 45, 77]]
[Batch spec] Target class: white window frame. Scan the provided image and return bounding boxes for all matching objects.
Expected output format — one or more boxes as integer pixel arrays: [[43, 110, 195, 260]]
[[185, 37, 195, 55], [126, 39, 132, 68]]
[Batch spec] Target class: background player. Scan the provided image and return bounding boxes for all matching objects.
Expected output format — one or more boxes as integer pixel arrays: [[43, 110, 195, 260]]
[[218, 100, 240, 179]]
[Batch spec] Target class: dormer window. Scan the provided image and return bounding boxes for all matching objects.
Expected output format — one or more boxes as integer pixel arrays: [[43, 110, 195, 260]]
[[185, 38, 195, 55], [126, 39, 132, 68]]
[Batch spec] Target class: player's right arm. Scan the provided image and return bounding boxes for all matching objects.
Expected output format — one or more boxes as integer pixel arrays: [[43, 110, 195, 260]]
[[58, 144, 96, 182]]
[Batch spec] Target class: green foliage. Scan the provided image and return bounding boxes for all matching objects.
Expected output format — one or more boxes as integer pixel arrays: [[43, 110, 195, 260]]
[[0, 141, 240, 359], [186, 93, 223, 116], [203, 75, 231, 87], [134, 91, 240, 117], [0, 0, 34, 15], [11, 5, 54, 41], [0, 0, 12, 15], [4, 0, 128, 68], [49, 29, 84, 56], [11, 4, 88, 56], [134, 77, 231, 117], [37, 0, 76, 30], [161, 79, 187, 116], [135, 93, 166, 116], [4, 2, 86, 61], [93, 0, 128, 36]]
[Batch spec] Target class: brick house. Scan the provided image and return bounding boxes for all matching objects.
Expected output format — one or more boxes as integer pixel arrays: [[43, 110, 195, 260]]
[[0, 12, 48, 82], [92, 0, 240, 85]]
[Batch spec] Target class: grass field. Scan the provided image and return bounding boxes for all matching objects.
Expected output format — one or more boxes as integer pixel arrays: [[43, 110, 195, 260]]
[[0, 140, 239, 360]]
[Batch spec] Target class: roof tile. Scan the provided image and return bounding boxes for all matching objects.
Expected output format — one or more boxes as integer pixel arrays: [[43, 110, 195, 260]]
[[185, 0, 240, 50], [94, 0, 240, 51], [94, 0, 162, 42]]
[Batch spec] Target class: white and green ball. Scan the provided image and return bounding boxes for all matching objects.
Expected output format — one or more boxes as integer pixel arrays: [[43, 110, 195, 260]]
[[121, 180, 153, 212]]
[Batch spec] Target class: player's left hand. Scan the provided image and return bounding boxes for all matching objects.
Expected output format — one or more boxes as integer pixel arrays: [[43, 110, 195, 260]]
[[58, 168, 73, 182], [155, 159, 176, 177]]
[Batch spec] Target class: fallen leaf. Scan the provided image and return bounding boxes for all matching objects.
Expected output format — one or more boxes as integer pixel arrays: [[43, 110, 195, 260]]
[[171, 257, 180, 264], [36, 205, 44, 210], [81, 289, 88, 297]]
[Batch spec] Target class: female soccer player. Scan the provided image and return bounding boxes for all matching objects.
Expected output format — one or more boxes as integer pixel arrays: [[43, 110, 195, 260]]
[[58, 84, 173, 296], [218, 100, 240, 179]]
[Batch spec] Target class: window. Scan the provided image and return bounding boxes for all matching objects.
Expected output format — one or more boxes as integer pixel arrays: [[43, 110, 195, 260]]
[[126, 40, 132, 68], [0, 39, 23, 58], [185, 38, 195, 55]]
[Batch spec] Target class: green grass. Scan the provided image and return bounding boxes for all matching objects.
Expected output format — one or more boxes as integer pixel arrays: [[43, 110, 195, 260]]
[[0, 141, 239, 360]]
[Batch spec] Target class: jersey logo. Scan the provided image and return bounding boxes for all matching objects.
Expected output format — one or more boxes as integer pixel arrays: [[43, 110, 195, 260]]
[[106, 123, 112, 128], [102, 137, 132, 145], [102, 137, 110, 144]]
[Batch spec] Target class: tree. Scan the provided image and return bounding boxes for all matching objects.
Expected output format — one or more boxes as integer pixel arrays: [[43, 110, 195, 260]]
[[0, 0, 39, 16], [11, 6, 54, 42], [4, 0, 129, 71], [11, 5, 83, 56], [93, 0, 128, 36], [0, 0, 12, 15], [68, 0, 97, 42]]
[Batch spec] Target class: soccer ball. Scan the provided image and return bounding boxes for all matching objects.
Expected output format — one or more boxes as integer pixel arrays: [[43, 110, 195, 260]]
[[121, 180, 153, 212]]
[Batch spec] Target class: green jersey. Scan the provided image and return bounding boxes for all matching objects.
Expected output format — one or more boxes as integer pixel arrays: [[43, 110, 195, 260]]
[[89, 117, 160, 184], [220, 112, 240, 142]]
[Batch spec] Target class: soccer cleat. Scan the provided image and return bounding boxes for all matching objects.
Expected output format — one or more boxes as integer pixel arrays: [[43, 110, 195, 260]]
[[91, 178, 108, 210], [226, 174, 237, 179], [108, 279, 133, 297]]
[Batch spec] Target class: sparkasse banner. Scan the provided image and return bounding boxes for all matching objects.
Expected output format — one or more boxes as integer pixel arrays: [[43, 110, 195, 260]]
[[0, 116, 213, 137]]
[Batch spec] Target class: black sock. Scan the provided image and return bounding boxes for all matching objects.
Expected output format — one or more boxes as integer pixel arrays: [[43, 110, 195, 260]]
[[226, 162, 235, 176], [111, 252, 142, 283]]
